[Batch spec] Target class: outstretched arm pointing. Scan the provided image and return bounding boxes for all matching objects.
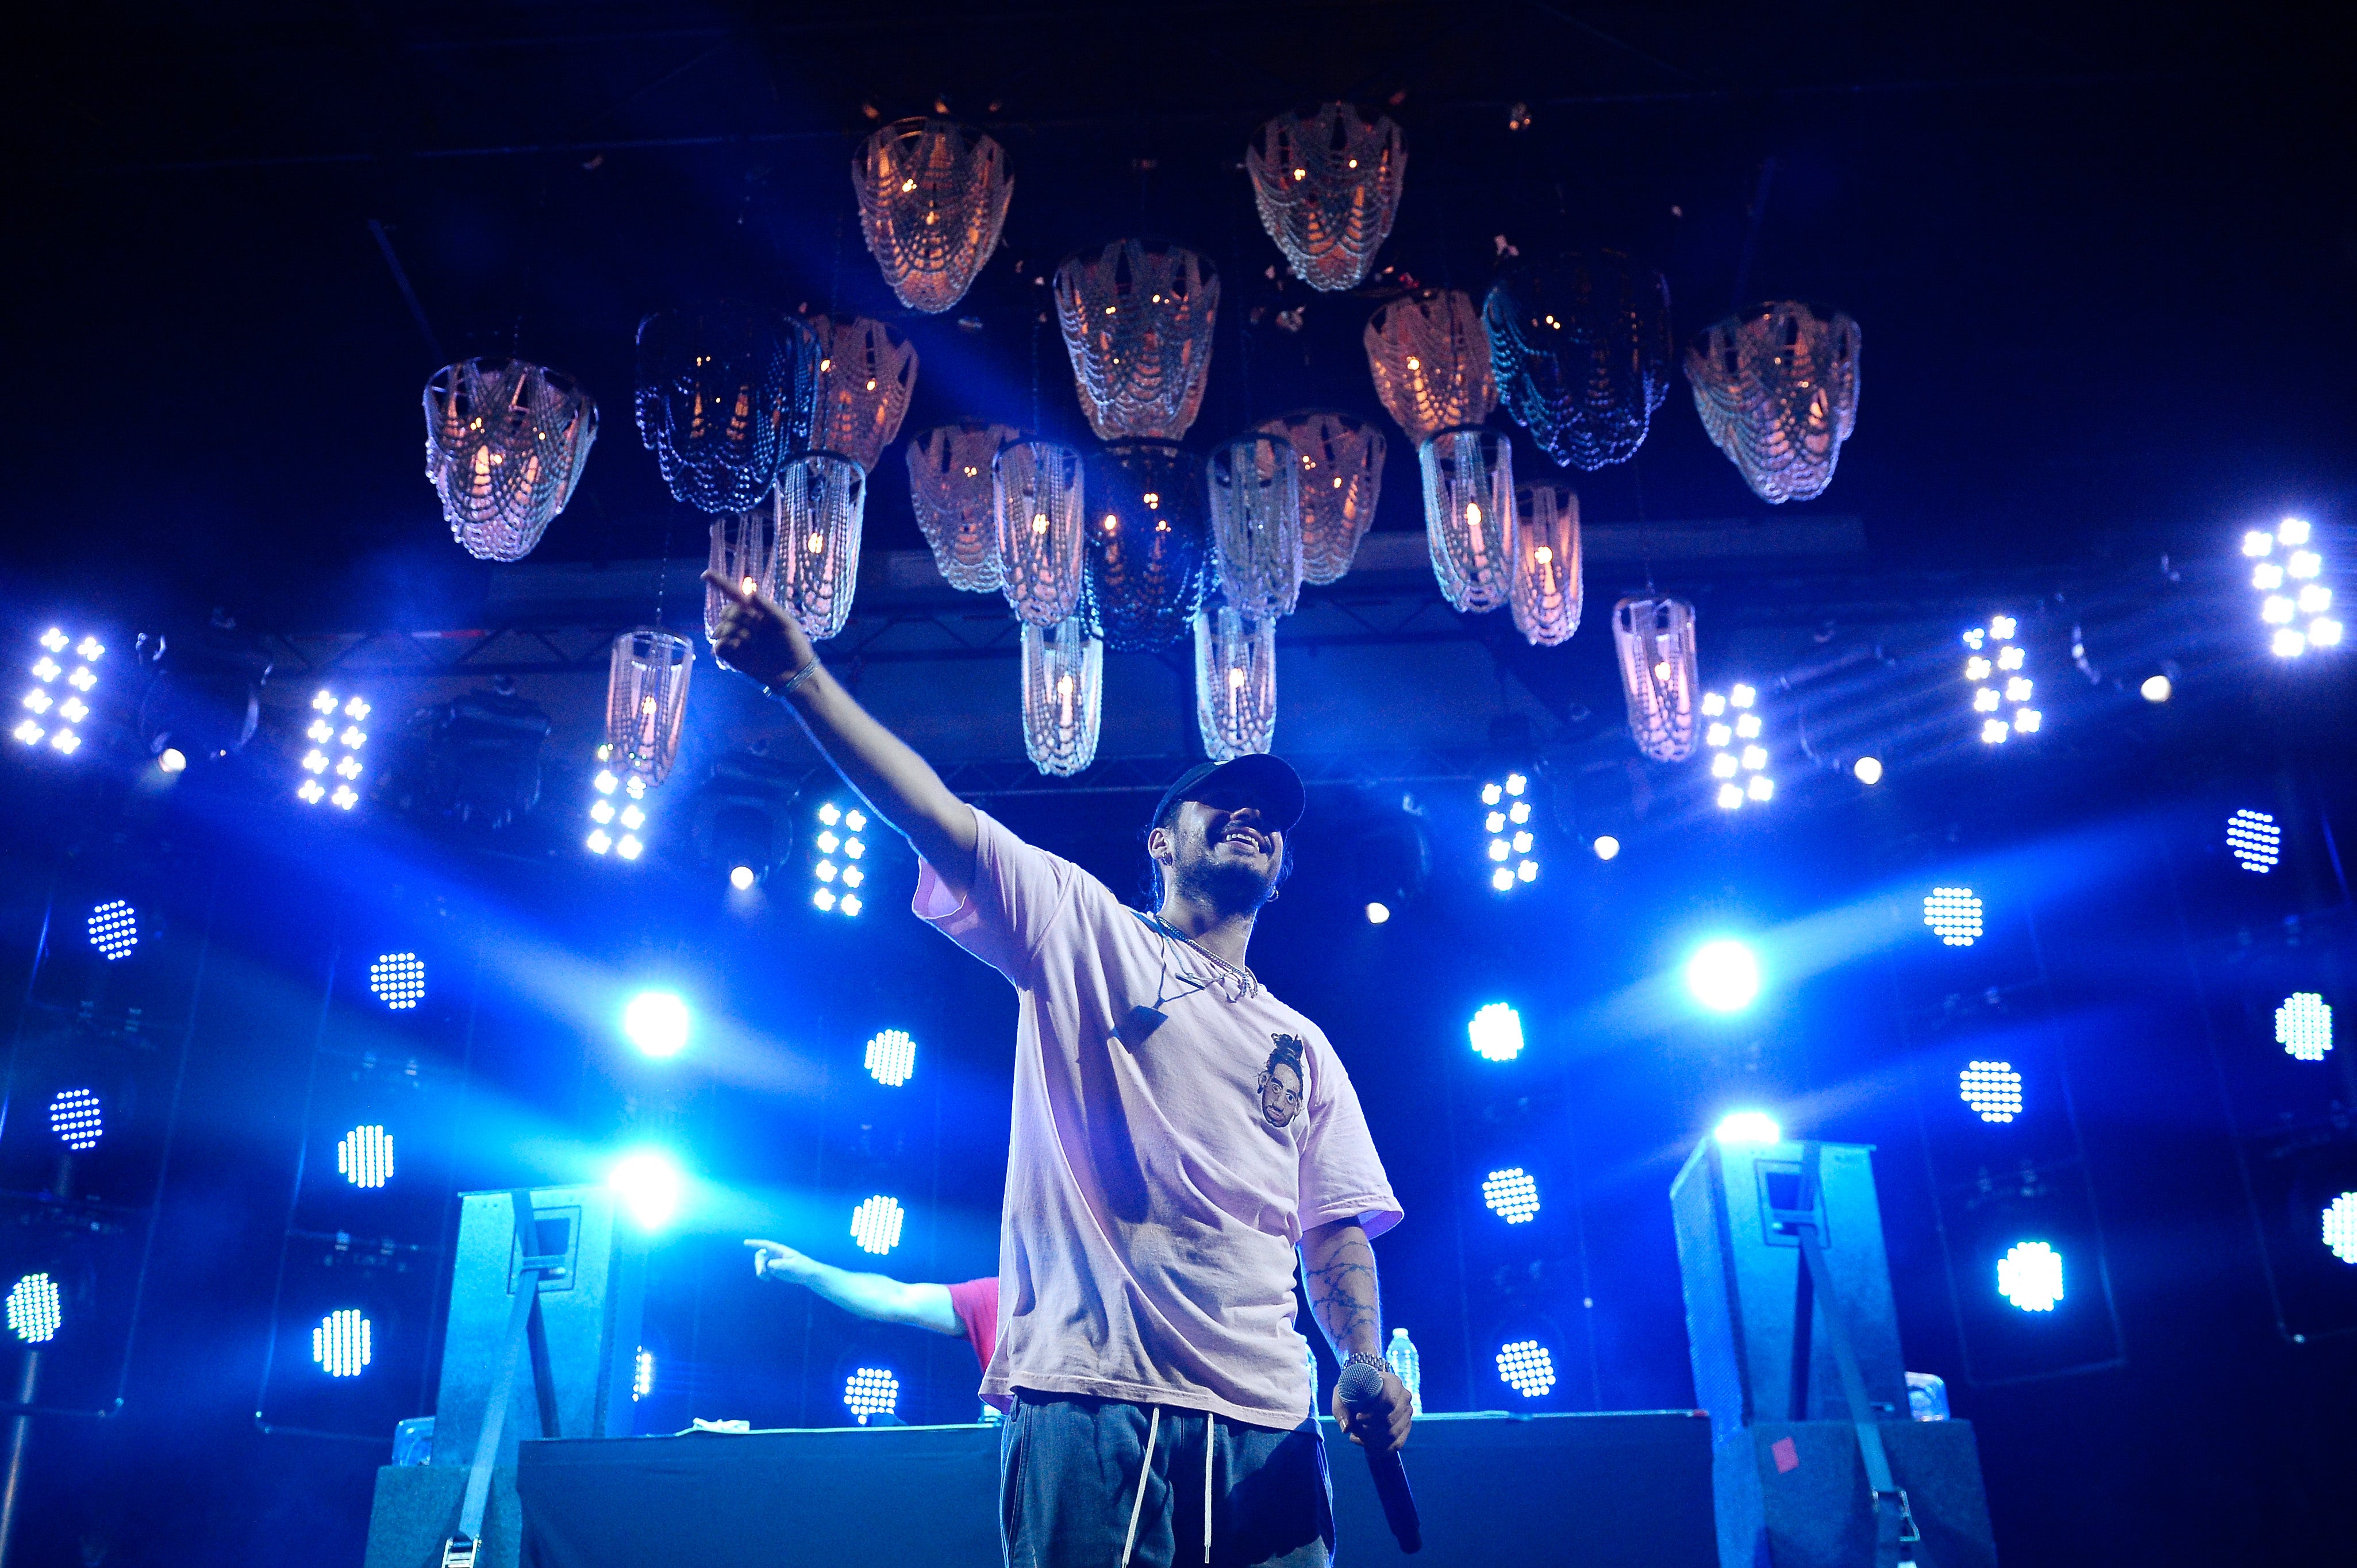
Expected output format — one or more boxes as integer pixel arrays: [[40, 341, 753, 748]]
[[703, 569, 977, 900]]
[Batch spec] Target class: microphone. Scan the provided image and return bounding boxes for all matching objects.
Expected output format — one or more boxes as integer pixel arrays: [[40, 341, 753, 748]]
[[1334, 1361, 1421, 1554]]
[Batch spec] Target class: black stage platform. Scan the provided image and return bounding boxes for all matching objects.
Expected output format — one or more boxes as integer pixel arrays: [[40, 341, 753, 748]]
[[493, 1409, 1714, 1567]]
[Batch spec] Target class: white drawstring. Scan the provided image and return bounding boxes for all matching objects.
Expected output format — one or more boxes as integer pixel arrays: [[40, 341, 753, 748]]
[[1120, 1407, 1162, 1568], [1202, 1412, 1216, 1565]]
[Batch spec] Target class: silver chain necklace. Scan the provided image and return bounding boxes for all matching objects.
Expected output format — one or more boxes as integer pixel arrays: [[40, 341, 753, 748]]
[[1143, 912, 1259, 1003]]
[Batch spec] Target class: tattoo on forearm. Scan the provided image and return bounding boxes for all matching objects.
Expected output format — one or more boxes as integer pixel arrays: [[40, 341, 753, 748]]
[[1306, 1228, 1381, 1356]]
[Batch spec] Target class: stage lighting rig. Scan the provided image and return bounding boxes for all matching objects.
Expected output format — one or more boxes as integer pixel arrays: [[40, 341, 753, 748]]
[[1478, 773, 1539, 891], [586, 743, 653, 861], [849, 1195, 905, 1255], [1924, 888, 1983, 946], [6, 1274, 62, 1344], [623, 991, 692, 1060], [48, 1088, 105, 1151], [690, 749, 798, 890], [15, 626, 106, 757], [312, 1308, 372, 1377], [1997, 1240, 2063, 1312], [1960, 1062, 2023, 1123], [1495, 1339, 1555, 1397], [295, 688, 371, 808], [86, 899, 137, 961], [2325, 1194, 2357, 1265], [844, 1366, 900, 1424], [809, 800, 870, 916], [1468, 1002, 1524, 1062], [1852, 756, 1883, 785], [635, 1347, 657, 1401], [864, 1029, 917, 1087], [1698, 684, 1775, 810], [1482, 1168, 1540, 1223], [1713, 1111, 1781, 1146], [1686, 939, 1760, 1013], [609, 1151, 685, 1231], [133, 622, 271, 764], [1961, 614, 2041, 744], [368, 952, 426, 1009], [2276, 992, 2332, 1061], [337, 1125, 394, 1188], [386, 687, 550, 831], [2227, 809, 2280, 873], [2244, 517, 2340, 657]]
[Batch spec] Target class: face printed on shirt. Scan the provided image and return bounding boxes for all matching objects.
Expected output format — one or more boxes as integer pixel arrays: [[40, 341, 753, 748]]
[[1258, 1035, 1307, 1128]]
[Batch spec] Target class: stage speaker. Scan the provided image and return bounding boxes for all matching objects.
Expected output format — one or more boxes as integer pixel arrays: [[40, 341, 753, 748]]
[[1713, 1420, 1998, 1568], [428, 1186, 644, 1469], [1672, 1138, 1907, 1448], [362, 1463, 518, 1568]]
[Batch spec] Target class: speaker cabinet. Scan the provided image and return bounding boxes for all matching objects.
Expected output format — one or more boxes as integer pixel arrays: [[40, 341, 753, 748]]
[[1713, 1420, 1998, 1568]]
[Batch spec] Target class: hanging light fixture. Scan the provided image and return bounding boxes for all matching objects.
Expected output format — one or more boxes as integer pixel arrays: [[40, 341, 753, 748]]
[[1084, 442, 1209, 652], [1257, 410, 1383, 585], [705, 500, 782, 642], [907, 421, 1016, 592], [774, 454, 866, 641], [852, 119, 1013, 315], [632, 307, 817, 513], [1419, 428, 1516, 613], [994, 437, 1087, 627], [809, 314, 920, 473], [1206, 433, 1303, 620], [423, 357, 598, 561], [1020, 615, 1103, 777], [1612, 596, 1698, 762], [1686, 303, 1861, 504], [1245, 103, 1406, 292], [1364, 289, 1495, 447], [1484, 254, 1673, 471], [1194, 606, 1278, 762], [1510, 485, 1582, 646], [1053, 240, 1219, 440], [606, 627, 694, 785]]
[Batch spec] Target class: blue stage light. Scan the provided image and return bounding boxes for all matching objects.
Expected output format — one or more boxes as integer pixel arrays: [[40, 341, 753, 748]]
[[369, 951, 426, 1009], [849, 1195, 906, 1256], [1482, 1168, 1540, 1223], [2324, 1195, 2357, 1265], [1467, 1002, 1524, 1062], [1923, 888, 1982, 946], [338, 1125, 395, 1188], [1495, 1340, 1555, 1398], [1714, 1111, 1782, 1146], [298, 689, 371, 808], [634, 1347, 656, 1401], [87, 900, 137, 961], [622, 991, 691, 1058], [609, 1151, 685, 1231], [843, 1366, 900, 1424], [6, 1274, 61, 1344], [2227, 810, 2279, 873], [2276, 993, 2333, 1061], [1959, 1062, 2023, 1123], [1997, 1241, 2063, 1312], [312, 1309, 372, 1376], [1365, 901, 1390, 924], [1592, 834, 1620, 861], [1686, 939, 1759, 1012], [864, 1029, 917, 1087], [49, 1088, 103, 1151], [2248, 517, 2340, 656]]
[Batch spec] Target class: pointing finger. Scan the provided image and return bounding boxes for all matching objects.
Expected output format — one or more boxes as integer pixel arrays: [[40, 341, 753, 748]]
[[702, 568, 756, 607]]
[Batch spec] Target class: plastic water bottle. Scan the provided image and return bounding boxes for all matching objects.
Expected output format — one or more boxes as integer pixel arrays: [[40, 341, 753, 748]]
[[1386, 1327, 1422, 1415]]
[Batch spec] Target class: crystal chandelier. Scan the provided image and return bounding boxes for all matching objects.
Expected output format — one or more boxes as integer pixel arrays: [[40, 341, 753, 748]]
[[993, 437, 1088, 626], [705, 500, 782, 642], [1245, 102, 1406, 292], [1020, 615, 1103, 777], [1510, 485, 1582, 646], [1686, 303, 1861, 504], [853, 118, 1013, 315], [1483, 254, 1672, 471], [1364, 288, 1495, 446], [1053, 240, 1219, 440], [1194, 606, 1278, 762], [1207, 433, 1303, 619], [1258, 410, 1384, 584], [809, 314, 920, 473], [907, 420, 1017, 592], [606, 626, 694, 785], [632, 307, 817, 513], [1084, 441, 1208, 652], [1611, 596, 1698, 762], [1418, 428, 1517, 613], [774, 454, 866, 641], [423, 357, 598, 561]]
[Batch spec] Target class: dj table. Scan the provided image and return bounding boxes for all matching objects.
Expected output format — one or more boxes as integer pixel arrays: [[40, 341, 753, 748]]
[[503, 1409, 1714, 1567]]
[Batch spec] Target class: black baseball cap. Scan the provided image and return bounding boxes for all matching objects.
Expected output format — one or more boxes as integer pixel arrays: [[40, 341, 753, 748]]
[[1148, 754, 1306, 835]]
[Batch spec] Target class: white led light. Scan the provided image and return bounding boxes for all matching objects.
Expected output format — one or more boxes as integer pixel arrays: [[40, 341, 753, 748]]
[[1505, 774, 1527, 796], [2273, 628, 2308, 658], [331, 784, 357, 809], [590, 799, 615, 825], [616, 834, 643, 860], [2288, 550, 2321, 579], [1495, 1340, 1556, 1397], [1592, 835, 1620, 860], [66, 667, 94, 692], [841, 893, 864, 916], [1714, 1110, 1781, 1145], [1924, 888, 1983, 946], [1997, 1242, 2063, 1312], [586, 829, 613, 854], [302, 751, 328, 773], [624, 775, 646, 800], [337, 1124, 395, 1188], [11, 720, 41, 745], [1508, 800, 1530, 825], [2227, 809, 2280, 872], [48, 1087, 104, 1151], [844, 838, 864, 859], [1965, 656, 1992, 681], [2298, 585, 2331, 614], [850, 1195, 906, 1255], [1701, 691, 1727, 717], [594, 770, 618, 794], [22, 691, 50, 714], [1959, 1061, 2023, 1122], [2243, 530, 2275, 556], [51, 730, 79, 754], [307, 719, 332, 742], [844, 1366, 900, 1424], [1745, 775, 1773, 802], [1510, 831, 1533, 854], [845, 810, 868, 832], [2005, 677, 2032, 703], [1716, 781, 1744, 810], [2012, 708, 2042, 733], [30, 658, 59, 684], [334, 756, 362, 780], [843, 866, 864, 888], [619, 804, 645, 831], [1962, 627, 1986, 649], [2312, 619, 2343, 647], [1516, 859, 1537, 881], [1482, 1168, 1540, 1223], [6, 1274, 62, 1345], [1468, 1002, 1524, 1062], [1981, 718, 2010, 744], [865, 1029, 917, 1087], [1729, 685, 1755, 708], [1996, 645, 2025, 672], [297, 779, 324, 803], [1366, 901, 1391, 923], [818, 802, 842, 825], [2262, 595, 2295, 625], [1853, 757, 1883, 784], [1734, 713, 1761, 740], [1740, 745, 1766, 771], [369, 951, 426, 1008], [1490, 866, 1514, 891], [340, 726, 366, 749], [1488, 839, 1510, 862], [1711, 752, 1738, 779], [813, 887, 836, 911], [1989, 616, 2016, 639], [816, 860, 838, 882], [312, 1309, 373, 1377], [1485, 810, 1507, 834], [2279, 517, 2312, 546], [1974, 687, 2001, 712], [312, 690, 337, 713], [2276, 992, 2332, 1061], [38, 630, 67, 653], [2253, 562, 2285, 590], [2324, 1193, 2357, 1265], [816, 830, 840, 853], [57, 696, 86, 723], [1705, 723, 1732, 749], [344, 698, 370, 720], [1481, 782, 1502, 806], [87, 900, 137, 960], [634, 1349, 656, 1401]]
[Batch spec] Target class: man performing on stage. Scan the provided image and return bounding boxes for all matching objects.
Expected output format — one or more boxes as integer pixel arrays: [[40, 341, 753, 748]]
[[707, 571, 1412, 1568]]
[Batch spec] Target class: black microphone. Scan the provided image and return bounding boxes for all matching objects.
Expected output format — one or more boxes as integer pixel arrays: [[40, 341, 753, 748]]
[[1334, 1361, 1421, 1554]]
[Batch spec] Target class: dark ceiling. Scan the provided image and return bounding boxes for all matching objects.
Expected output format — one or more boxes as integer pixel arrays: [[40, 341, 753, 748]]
[[4, 2, 2351, 634]]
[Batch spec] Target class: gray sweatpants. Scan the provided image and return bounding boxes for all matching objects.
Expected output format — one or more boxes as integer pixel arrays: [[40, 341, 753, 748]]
[[1001, 1392, 1335, 1568]]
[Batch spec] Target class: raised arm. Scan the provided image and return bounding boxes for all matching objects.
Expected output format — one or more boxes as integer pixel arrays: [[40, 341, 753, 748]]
[[705, 570, 978, 900], [746, 1239, 964, 1336], [1302, 1218, 1413, 1452]]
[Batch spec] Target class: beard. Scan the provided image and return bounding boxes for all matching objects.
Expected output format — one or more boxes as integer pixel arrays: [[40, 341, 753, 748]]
[[1170, 831, 1278, 916]]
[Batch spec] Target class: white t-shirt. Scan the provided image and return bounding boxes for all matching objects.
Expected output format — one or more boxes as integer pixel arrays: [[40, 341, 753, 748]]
[[914, 808, 1401, 1430]]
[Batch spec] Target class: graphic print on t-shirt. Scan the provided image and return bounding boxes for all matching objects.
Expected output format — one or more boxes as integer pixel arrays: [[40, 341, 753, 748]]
[[1258, 1035, 1307, 1128]]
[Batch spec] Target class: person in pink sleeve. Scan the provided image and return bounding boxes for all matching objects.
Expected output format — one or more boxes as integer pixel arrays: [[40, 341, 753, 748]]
[[708, 572, 1411, 1568], [743, 1238, 1005, 1411]]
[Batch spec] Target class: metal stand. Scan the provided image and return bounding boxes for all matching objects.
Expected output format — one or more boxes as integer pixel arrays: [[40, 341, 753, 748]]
[[441, 1192, 567, 1568]]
